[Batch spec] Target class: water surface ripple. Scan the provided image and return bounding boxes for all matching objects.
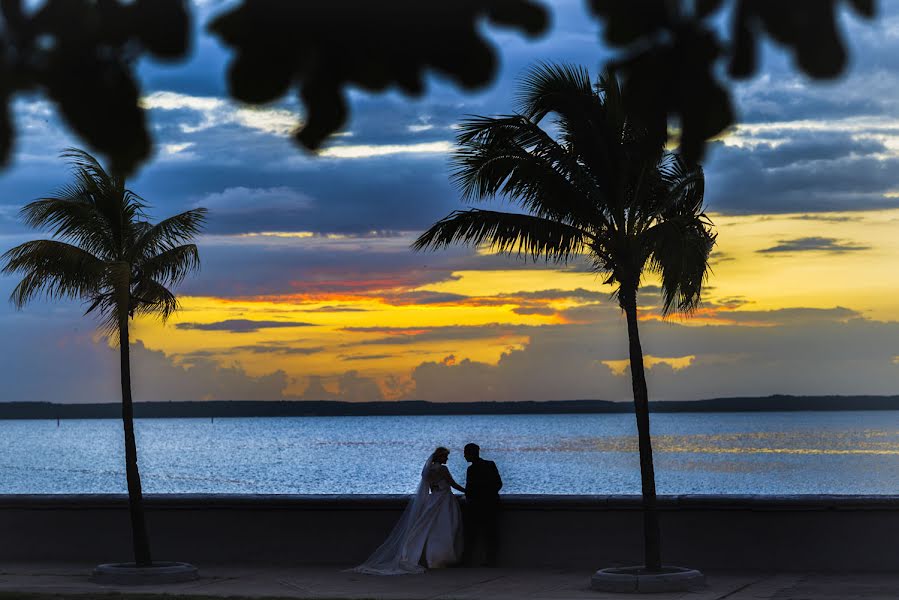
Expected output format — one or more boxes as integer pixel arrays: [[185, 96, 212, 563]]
[[0, 411, 896, 495]]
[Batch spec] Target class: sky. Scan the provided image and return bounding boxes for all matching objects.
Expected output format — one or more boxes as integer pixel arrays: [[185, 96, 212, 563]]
[[1, 1, 899, 404]]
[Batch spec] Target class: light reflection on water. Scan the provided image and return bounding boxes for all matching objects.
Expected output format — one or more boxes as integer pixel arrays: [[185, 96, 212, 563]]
[[545, 430, 899, 455], [0, 411, 896, 495]]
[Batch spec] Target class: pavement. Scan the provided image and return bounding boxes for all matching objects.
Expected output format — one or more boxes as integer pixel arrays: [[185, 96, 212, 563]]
[[0, 563, 898, 599]]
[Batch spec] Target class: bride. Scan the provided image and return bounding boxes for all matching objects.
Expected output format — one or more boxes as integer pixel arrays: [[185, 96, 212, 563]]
[[353, 446, 465, 574]]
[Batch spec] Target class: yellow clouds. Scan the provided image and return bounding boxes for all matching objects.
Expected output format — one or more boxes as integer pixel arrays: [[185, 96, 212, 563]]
[[127, 207, 899, 401], [602, 355, 696, 376], [129, 276, 586, 398], [703, 209, 899, 320]]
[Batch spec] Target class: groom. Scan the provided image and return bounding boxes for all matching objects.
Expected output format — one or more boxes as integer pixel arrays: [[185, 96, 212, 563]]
[[462, 443, 502, 566]]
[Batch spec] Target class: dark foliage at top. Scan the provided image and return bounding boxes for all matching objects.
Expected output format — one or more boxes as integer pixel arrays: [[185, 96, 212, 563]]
[[589, 0, 877, 163], [0, 0, 190, 174], [0, 1, 879, 173], [209, 0, 549, 151]]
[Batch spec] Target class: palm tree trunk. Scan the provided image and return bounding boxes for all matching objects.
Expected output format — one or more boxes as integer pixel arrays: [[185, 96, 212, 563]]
[[118, 311, 153, 566], [621, 288, 662, 571]]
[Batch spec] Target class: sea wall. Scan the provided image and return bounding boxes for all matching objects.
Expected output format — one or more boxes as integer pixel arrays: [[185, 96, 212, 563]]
[[0, 495, 896, 570]]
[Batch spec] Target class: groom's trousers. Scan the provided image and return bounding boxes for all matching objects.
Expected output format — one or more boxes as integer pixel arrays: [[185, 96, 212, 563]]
[[463, 501, 499, 566]]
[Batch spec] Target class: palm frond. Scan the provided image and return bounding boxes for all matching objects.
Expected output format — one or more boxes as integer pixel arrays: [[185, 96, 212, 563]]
[[60, 148, 110, 181], [20, 198, 114, 258], [643, 215, 717, 315], [1, 240, 106, 307], [452, 115, 611, 231], [412, 208, 589, 263], [137, 244, 201, 288], [83, 291, 120, 338], [515, 62, 594, 123], [517, 63, 632, 216], [130, 208, 207, 262], [660, 158, 705, 217], [5, 148, 206, 337], [130, 278, 179, 322]]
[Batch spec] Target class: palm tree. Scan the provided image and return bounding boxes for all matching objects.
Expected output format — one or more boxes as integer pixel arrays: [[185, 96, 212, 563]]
[[413, 64, 715, 571], [1, 149, 206, 567]]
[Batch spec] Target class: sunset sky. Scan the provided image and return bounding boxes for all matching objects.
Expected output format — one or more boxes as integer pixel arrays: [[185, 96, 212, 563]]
[[1, 1, 899, 404]]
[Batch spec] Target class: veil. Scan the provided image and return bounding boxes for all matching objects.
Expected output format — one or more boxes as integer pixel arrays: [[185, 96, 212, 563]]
[[351, 453, 434, 575]]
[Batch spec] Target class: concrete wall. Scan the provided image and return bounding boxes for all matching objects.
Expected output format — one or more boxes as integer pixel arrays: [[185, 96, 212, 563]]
[[0, 495, 897, 570]]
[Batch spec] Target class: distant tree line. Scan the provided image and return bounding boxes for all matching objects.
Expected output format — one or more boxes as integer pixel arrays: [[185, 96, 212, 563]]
[[3, 396, 898, 420]]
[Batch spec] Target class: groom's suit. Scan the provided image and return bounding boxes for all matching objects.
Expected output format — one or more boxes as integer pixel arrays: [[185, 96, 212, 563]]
[[463, 457, 502, 565]]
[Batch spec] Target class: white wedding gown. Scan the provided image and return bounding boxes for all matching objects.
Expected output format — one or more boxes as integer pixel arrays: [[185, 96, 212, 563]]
[[353, 457, 463, 575]]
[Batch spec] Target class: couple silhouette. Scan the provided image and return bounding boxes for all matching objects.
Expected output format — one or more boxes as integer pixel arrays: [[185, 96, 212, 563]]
[[353, 443, 502, 575]]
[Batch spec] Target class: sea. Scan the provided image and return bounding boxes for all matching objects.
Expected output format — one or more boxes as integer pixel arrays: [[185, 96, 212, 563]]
[[0, 411, 896, 495]]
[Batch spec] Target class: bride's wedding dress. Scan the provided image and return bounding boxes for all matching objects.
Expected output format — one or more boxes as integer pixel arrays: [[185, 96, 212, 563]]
[[353, 455, 462, 575]]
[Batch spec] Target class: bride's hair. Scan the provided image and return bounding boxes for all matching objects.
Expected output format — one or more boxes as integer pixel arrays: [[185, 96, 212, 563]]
[[432, 446, 449, 460]]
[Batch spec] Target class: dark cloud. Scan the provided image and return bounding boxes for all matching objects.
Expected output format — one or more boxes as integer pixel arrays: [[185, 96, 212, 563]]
[[380, 290, 470, 305], [500, 287, 607, 302], [301, 305, 369, 313], [512, 306, 558, 316], [193, 186, 315, 233], [231, 344, 325, 355], [343, 324, 535, 346], [339, 353, 396, 361], [175, 319, 317, 333], [789, 214, 864, 223], [705, 142, 899, 214], [136, 157, 460, 236], [753, 133, 887, 169], [711, 306, 860, 324], [757, 237, 870, 253]]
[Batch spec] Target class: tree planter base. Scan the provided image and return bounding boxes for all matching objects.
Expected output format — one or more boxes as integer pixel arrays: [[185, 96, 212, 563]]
[[91, 562, 199, 585], [591, 566, 704, 593]]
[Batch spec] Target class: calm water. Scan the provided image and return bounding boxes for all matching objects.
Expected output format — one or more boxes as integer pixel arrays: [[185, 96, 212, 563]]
[[0, 412, 897, 495]]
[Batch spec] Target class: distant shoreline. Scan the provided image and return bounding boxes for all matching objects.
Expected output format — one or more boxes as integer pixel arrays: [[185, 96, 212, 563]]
[[0, 395, 898, 419]]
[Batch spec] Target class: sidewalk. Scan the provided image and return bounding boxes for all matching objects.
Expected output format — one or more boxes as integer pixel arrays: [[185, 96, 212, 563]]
[[0, 563, 898, 599]]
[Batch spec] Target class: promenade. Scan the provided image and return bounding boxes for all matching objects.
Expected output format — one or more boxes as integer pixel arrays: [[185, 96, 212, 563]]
[[0, 564, 898, 600]]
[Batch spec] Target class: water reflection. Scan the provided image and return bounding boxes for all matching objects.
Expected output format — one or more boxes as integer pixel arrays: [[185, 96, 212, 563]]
[[0, 412, 895, 495]]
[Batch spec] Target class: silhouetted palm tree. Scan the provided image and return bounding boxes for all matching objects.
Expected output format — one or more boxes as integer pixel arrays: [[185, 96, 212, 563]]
[[1, 149, 206, 566], [413, 64, 715, 571]]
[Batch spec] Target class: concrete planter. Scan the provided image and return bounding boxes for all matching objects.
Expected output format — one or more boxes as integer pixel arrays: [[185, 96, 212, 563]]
[[91, 561, 199, 585], [591, 565, 705, 593]]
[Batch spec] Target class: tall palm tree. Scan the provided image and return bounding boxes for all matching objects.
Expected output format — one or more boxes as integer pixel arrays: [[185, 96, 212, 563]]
[[1, 149, 206, 567], [413, 64, 715, 571]]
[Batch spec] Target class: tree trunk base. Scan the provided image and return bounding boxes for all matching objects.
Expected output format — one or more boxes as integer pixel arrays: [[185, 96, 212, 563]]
[[590, 565, 705, 593], [90, 561, 198, 585]]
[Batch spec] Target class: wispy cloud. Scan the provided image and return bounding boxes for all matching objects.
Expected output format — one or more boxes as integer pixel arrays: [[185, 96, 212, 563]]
[[318, 141, 453, 159], [344, 324, 532, 345], [757, 236, 870, 253], [195, 186, 314, 215], [232, 344, 325, 355], [140, 91, 297, 136], [175, 319, 317, 333], [339, 353, 397, 361]]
